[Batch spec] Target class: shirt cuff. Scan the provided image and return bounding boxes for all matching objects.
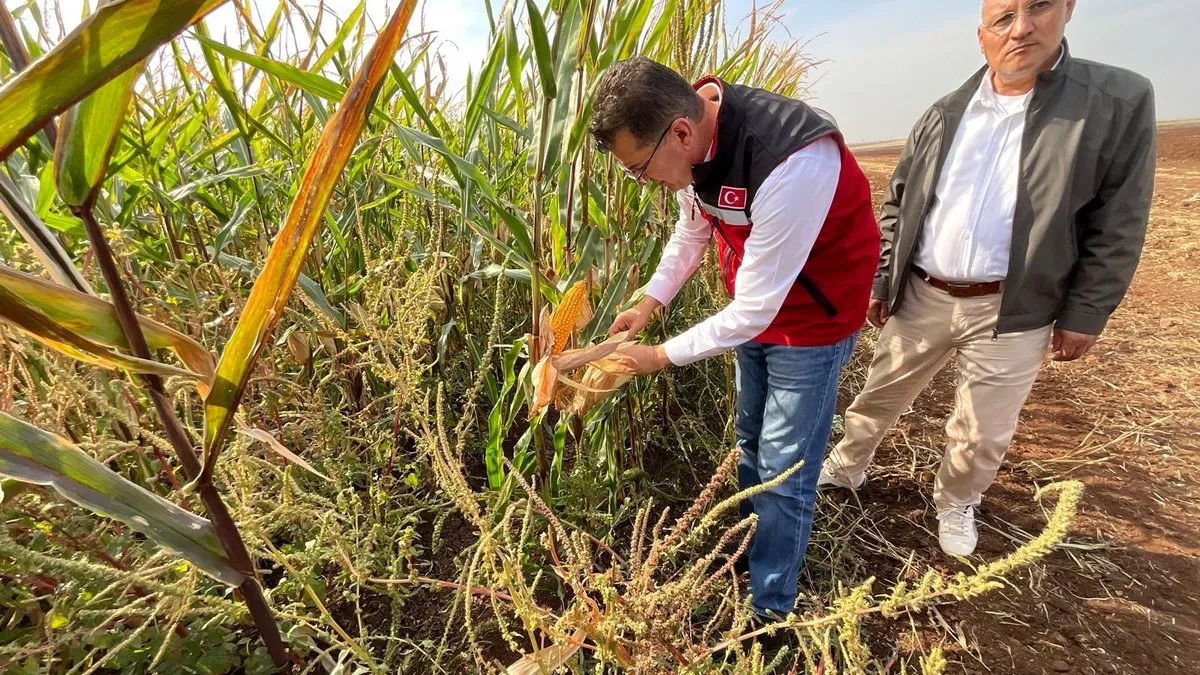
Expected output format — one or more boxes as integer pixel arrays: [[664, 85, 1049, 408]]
[[662, 334, 697, 367]]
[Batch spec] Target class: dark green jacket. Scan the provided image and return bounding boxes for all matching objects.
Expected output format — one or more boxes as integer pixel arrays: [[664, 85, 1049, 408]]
[[875, 41, 1156, 335]]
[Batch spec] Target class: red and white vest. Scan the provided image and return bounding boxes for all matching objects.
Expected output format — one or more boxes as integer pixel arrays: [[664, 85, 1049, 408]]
[[690, 77, 880, 347]]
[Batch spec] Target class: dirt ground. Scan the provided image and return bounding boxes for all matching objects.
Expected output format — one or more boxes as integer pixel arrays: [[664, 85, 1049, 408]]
[[844, 124, 1200, 674]]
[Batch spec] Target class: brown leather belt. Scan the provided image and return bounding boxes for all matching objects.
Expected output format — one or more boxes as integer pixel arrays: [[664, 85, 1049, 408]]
[[912, 266, 1002, 298]]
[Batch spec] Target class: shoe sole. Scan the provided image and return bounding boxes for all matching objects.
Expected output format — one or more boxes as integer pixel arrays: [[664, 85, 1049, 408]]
[[939, 536, 978, 557]]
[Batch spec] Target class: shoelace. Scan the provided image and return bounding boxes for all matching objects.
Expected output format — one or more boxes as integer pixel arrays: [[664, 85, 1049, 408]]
[[938, 507, 975, 536]]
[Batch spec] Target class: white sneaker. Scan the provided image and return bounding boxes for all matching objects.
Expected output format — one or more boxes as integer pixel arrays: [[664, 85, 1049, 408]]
[[817, 461, 866, 490], [937, 506, 978, 557]]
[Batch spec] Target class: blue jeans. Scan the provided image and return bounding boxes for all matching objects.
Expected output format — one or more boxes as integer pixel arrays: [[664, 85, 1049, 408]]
[[734, 333, 857, 616]]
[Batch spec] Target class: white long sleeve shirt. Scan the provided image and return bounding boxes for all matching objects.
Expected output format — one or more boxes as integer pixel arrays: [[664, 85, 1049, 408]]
[[644, 136, 841, 366], [913, 72, 1034, 282]]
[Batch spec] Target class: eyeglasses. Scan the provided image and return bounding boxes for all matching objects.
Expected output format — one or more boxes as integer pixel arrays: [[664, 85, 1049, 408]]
[[982, 0, 1057, 35], [620, 122, 673, 183]]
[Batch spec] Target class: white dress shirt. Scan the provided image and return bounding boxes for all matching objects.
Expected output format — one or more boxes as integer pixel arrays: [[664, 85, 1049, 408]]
[[913, 73, 1032, 282], [644, 136, 841, 366]]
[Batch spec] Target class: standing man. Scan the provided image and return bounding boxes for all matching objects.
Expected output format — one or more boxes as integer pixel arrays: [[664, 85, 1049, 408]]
[[587, 57, 880, 619], [821, 0, 1156, 556]]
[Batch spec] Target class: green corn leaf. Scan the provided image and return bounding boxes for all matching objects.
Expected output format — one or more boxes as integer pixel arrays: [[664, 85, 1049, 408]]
[[213, 252, 345, 333], [53, 3, 146, 210], [485, 342, 522, 490], [0, 0, 229, 160], [525, 0, 556, 100], [0, 411, 243, 586], [593, 0, 654, 76], [551, 416, 567, 496], [504, 13, 526, 126], [463, 28, 507, 146], [583, 253, 647, 344], [390, 124, 535, 263], [312, 2, 365, 73], [196, 36, 347, 103], [542, 0, 581, 174]]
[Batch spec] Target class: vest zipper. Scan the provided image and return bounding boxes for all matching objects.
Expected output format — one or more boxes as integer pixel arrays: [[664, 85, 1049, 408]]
[[711, 219, 737, 285]]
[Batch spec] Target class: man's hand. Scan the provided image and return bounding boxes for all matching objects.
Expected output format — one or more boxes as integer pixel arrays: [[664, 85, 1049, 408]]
[[1050, 328, 1098, 361], [866, 297, 890, 328], [609, 296, 663, 337], [614, 344, 672, 376]]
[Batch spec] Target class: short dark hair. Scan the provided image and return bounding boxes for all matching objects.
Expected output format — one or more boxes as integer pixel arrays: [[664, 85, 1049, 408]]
[[589, 57, 704, 152]]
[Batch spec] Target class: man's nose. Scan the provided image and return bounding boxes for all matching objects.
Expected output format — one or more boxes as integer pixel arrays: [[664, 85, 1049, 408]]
[[1010, 12, 1035, 38]]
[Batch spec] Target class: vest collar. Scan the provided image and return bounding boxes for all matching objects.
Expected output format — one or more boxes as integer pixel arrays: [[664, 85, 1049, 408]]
[[690, 76, 744, 193]]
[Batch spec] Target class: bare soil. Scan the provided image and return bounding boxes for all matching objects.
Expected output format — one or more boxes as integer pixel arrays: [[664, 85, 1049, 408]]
[[845, 123, 1200, 674]]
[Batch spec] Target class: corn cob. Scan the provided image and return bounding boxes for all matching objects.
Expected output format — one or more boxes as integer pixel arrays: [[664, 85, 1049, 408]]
[[550, 281, 588, 354]]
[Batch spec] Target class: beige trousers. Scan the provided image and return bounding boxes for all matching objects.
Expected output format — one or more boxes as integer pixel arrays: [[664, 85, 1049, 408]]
[[827, 275, 1053, 511]]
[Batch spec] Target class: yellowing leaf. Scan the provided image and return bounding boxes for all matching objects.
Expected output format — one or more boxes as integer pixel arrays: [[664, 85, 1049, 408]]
[[0, 265, 213, 392], [202, 0, 420, 480]]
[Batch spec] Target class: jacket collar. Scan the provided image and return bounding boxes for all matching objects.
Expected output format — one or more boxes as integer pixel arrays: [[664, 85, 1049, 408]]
[[1037, 38, 1072, 85], [690, 76, 744, 193]]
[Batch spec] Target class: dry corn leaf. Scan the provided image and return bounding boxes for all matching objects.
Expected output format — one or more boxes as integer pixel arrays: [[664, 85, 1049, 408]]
[[506, 628, 588, 675], [530, 331, 636, 417], [285, 331, 310, 364], [234, 417, 330, 482], [536, 304, 554, 359]]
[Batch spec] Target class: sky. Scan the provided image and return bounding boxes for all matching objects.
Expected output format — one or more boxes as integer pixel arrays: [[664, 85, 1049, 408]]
[[36, 0, 1200, 144], [760, 0, 1200, 142]]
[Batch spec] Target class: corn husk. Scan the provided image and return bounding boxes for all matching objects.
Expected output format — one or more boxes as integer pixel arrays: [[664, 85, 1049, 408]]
[[530, 330, 635, 417], [558, 353, 635, 415]]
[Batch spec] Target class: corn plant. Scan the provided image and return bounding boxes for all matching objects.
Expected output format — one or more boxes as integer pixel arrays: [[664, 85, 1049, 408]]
[[0, 0, 421, 667]]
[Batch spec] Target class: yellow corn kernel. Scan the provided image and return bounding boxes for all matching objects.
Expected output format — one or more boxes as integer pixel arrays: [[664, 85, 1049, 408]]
[[550, 281, 587, 354]]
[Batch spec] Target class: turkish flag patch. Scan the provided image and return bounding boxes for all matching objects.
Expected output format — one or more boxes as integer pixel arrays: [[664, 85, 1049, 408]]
[[718, 186, 747, 209]]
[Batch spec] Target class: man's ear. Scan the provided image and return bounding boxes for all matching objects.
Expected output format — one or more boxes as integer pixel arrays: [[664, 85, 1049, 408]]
[[671, 117, 693, 149], [1065, 0, 1077, 22]]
